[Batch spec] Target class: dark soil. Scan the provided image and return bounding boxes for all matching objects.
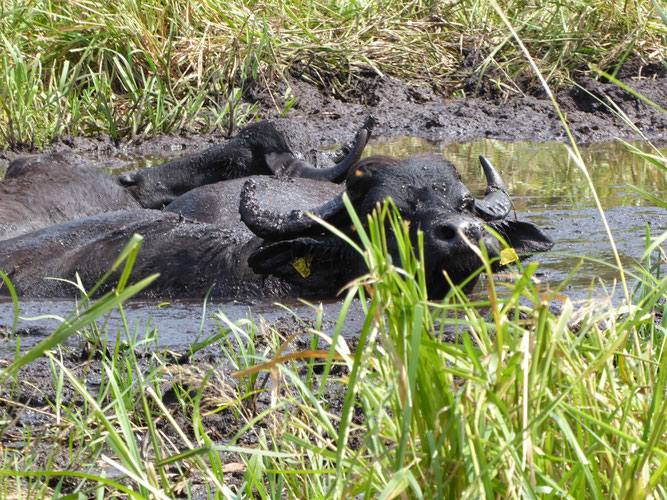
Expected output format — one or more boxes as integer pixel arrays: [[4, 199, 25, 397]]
[[0, 67, 665, 494], [2, 67, 665, 166], [260, 68, 667, 146]]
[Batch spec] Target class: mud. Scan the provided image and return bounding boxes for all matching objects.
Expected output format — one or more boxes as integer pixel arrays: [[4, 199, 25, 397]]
[[1, 68, 666, 166], [0, 69, 665, 493]]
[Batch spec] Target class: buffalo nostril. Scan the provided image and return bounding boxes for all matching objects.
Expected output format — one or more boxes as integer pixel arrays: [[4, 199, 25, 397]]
[[436, 222, 459, 242], [435, 220, 483, 247], [118, 171, 138, 187]]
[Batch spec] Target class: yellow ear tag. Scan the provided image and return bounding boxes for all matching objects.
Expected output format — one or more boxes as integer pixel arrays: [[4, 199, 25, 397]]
[[500, 248, 519, 266], [292, 255, 313, 278]]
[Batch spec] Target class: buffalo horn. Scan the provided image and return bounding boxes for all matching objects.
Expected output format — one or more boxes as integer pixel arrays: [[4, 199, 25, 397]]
[[240, 179, 348, 241], [474, 155, 512, 220], [266, 115, 375, 183]]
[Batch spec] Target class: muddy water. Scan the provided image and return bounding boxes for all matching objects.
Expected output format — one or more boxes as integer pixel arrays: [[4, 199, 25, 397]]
[[1, 139, 665, 351]]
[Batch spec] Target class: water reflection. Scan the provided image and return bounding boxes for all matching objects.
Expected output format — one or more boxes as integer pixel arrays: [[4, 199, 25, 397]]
[[366, 137, 667, 209]]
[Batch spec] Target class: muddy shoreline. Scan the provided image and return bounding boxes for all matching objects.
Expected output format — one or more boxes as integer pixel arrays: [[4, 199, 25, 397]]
[[2, 71, 666, 166]]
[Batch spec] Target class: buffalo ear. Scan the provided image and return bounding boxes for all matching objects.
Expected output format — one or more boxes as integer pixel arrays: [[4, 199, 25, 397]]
[[495, 220, 554, 254], [248, 237, 350, 292]]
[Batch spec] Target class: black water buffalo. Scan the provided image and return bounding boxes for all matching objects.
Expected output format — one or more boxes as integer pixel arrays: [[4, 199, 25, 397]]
[[0, 118, 372, 240], [240, 154, 553, 297], [118, 117, 375, 209], [0, 154, 141, 241], [0, 153, 552, 299], [0, 177, 343, 298]]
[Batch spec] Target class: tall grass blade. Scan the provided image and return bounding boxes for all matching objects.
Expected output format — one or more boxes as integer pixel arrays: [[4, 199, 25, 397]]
[[0, 271, 19, 334]]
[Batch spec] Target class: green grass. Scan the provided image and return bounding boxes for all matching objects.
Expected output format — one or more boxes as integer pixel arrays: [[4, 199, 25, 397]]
[[1, 0, 665, 148], [0, 191, 664, 498]]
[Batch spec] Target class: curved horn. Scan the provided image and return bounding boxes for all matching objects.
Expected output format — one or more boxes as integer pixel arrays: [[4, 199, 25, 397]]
[[240, 179, 348, 241], [265, 115, 375, 183], [474, 155, 512, 220], [332, 115, 376, 163]]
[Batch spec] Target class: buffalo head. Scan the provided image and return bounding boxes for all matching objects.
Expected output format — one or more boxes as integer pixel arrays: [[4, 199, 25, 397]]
[[118, 117, 375, 209], [240, 154, 553, 298]]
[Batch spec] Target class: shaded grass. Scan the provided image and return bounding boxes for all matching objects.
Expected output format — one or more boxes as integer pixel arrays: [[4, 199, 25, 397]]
[[1, 0, 666, 147]]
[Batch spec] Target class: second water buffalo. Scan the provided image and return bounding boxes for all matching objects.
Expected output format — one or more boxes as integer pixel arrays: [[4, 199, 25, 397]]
[[0, 154, 141, 241], [0, 118, 373, 240], [118, 117, 375, 208]]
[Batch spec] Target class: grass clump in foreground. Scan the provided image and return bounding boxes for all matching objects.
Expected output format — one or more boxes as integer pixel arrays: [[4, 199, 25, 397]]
[[1, 0, 666, 147], [0, 193, 665, 498]]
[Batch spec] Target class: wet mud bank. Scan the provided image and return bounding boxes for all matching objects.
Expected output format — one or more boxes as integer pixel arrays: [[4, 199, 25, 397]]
[[2, 70, 666, 166], [266, 70, 667, 146]]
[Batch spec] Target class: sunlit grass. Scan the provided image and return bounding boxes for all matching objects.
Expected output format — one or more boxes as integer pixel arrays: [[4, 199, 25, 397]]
[[239, 199, 666, 498], [1, 0, 665, 147], [0, 190, 664, 497]]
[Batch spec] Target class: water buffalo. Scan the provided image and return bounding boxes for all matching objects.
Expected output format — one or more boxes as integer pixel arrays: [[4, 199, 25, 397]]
[[240, 154, 553, 297], [0, 177, 343, 298], [118, 116, 375, 209], [0, 154, 141, 241], [0, 118, 373, 241], [0, 153, 552, 299]]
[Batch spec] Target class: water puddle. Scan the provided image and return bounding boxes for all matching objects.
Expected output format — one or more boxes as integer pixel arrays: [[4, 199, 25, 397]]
[[1, 138, 665, 350]]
